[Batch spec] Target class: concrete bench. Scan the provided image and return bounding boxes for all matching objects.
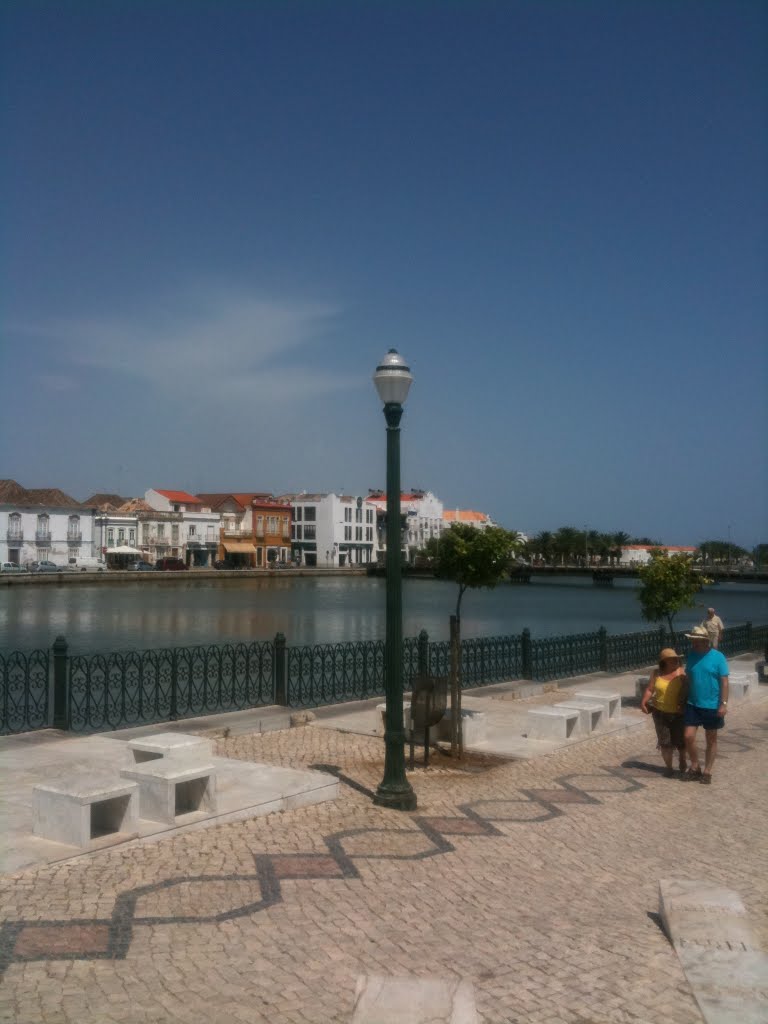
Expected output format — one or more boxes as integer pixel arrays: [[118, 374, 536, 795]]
[[33, 772, 138, 849], [127, 732, 213, 764], [727, 679, 752, 702], [437, 709, 487, 746], [554, 700, 604, 734], [526, 707, 580, 741], [120, 761, 217, 825], [573, 690, 621, 720]]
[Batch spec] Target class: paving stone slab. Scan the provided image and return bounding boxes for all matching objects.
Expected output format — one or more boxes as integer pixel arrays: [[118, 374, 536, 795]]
[[351, 975, 478, 1024]]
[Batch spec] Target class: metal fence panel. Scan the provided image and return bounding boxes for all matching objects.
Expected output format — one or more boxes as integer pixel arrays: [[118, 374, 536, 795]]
[[286, 640, 385, 707], [530, 631, 602, 681], [0, 649, 49, 735]]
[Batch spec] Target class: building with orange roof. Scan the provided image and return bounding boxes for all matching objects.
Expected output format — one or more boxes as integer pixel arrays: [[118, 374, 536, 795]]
[[443, 509, 497, 529], [366, 489, 444, 564], [1, 479, 99, 568], [619, 544, 698, 566], [144, 489, 220, 567]]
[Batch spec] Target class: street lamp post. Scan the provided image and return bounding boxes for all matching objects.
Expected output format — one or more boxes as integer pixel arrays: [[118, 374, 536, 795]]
[[372, 349, 417, 811]]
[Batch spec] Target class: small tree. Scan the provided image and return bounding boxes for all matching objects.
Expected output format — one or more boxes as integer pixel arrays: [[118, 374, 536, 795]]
[[432, 524, 521, 756], [637, 550, 710, 637]]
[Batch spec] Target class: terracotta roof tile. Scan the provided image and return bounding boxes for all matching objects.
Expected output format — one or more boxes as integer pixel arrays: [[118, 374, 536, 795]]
[[82, 493, 129, 508], [154, 489, 202, 504]]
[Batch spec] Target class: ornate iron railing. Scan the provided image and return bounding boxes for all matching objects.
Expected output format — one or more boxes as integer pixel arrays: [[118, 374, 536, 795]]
[[1, 622, 765, 734], [68, 641, 274, 733], [530, 631, 602, 681], [0, 649, 49, 735], [286, 640, 385, 707]]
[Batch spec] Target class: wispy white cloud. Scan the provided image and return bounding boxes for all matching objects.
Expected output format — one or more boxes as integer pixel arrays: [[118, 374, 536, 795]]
[[14, 290, 360, 404]]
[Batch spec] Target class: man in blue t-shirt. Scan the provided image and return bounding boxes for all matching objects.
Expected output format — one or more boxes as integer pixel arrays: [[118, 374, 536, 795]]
[[682, 625, 729, 785]]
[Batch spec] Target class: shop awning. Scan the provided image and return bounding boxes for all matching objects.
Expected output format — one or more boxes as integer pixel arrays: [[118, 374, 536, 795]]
[[223, 542, 257, 554], [109, 546, 142, 556]]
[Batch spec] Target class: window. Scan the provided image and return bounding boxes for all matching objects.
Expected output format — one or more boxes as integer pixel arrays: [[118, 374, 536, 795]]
[[157, 523, 165, 538], [356, 527, 362, 541], [304, 506, 316, 522], [118, 528, 125, 544], [295, 507, 303, 522], [8, 513, 21, 539], [172, 526, 179, 543], [355, 507, 362, 523], [256, 515, 264, 537], [366, 509, 373, 524], [293, 525, 302, 540], [304, 524, 316, 540], [344, 526, 352, 541], [366, 527, 373, 542], [267, 516, 277, 533], [129, 529, 135, 544], [189, 525, 196, 537], [344, 508, 352, 523], [107, 529, 114, 547], [142, 524, 150, 541]]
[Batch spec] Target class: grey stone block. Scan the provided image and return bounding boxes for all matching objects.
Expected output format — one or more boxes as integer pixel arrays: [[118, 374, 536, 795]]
[[33, 772, 138, 848], [120, 761, 217, 824]]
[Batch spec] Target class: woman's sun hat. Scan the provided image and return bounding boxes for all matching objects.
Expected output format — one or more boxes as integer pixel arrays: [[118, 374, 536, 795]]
[[659, 648, 681, 662], [685, 625, 710, 641]]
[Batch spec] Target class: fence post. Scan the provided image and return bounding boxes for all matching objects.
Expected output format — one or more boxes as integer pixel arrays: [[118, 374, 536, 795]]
[[52, 635, 69, 730], [274, 632, 288, 706], [598, 626, 608, 672], [169, 648, 178, 721], [418, 629, 429, 676], [521, 628, 532, 680]]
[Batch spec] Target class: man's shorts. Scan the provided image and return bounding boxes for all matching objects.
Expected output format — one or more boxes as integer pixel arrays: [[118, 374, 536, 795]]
[[684, 704, 724, 730]]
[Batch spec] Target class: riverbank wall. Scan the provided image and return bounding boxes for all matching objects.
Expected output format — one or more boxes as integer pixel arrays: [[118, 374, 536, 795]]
[[0, 567, 371, 586]]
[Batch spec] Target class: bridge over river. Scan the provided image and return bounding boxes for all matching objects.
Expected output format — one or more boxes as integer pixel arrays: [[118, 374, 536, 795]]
[[508, 565, 768, 586]]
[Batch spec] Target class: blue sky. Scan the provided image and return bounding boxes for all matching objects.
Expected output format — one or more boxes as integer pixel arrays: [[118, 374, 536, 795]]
[[2, 1, 766, 548]]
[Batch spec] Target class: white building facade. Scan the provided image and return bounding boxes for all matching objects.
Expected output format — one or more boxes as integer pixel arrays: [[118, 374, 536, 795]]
[[1, 494, 98, 568], [282, 493, 377, 567], [367, 489, 444, 564], [144, 489, 221, 566]]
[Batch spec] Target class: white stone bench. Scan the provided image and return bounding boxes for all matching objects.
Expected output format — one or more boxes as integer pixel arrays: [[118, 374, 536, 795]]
[[127, 732, 213, 764], [554, 700, 604, 734], [526, 707, 580, 741], [33, 772, 138, 849], [727, 679, 752, 702], [573, 690, 621, 720], [120, 761, 217, 825], [437, 709, 488, 746]]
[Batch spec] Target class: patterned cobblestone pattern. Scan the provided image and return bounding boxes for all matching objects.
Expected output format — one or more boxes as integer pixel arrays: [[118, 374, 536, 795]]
[[0, 699, 766, 1023]]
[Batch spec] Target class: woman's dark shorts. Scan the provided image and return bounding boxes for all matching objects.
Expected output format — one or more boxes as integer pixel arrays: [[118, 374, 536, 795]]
[[684, 704, 725, 731], [651, 709, 685, 749]]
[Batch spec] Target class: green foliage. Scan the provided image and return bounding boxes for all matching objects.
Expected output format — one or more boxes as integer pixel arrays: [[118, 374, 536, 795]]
[[698, 539, 750, 563], [430, 524, 521, 620], [754, 544, 768, 567], [637, 550, 710, 635]]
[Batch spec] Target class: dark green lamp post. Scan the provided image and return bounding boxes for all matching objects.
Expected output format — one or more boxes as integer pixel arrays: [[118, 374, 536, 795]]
[[372, 349, 417, 811]]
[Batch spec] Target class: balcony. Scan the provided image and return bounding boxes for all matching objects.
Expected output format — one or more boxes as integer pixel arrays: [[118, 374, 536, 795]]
[[35, 531, 52, 545], [6, 529, 23, 543], [67, 531, 82, 545]]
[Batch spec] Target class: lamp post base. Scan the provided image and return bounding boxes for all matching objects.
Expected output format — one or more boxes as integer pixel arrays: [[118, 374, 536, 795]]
[[373, 780, 417, 811]]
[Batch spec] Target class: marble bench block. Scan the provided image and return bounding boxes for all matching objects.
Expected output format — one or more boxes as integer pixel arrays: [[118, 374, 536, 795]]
[[33, 772, 138, 848], [120, 761, 217, 825], [127, 732, 214, 764], [727, 679, 751, 702], [437, 710, 488, 746], [526, 707, 580, 741], [554, 700, 604, 734], [573, 690, 621, 720]]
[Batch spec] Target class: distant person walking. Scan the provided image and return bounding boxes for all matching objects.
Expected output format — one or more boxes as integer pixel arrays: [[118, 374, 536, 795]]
[[682, 625, 729, 785], [640, 648, 687, 777], [700, 607, 724, 648]]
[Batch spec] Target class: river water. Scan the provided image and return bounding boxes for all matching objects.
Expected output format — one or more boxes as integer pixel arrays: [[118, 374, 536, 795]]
[[1, 576, 766, 653]]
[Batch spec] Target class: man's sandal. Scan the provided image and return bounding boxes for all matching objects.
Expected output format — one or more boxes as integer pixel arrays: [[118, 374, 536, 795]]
[[700, 773, 712, 785], [682, 768, 703, 781]]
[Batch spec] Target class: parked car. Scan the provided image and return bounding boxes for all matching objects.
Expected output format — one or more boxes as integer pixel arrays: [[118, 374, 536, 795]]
[[155, 557, 187, 571], [67, 558, 106, 572], [126, 561, 156, 572], [30, 560, 61, 573], [1, 562, 26, 573]]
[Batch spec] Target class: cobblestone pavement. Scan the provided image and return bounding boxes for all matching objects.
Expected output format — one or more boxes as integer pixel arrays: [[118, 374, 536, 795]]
[[1, 697, 766, 1024]]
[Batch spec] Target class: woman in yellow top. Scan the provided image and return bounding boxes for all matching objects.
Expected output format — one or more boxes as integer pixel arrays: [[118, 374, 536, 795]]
[[640, 648, 688, 777]]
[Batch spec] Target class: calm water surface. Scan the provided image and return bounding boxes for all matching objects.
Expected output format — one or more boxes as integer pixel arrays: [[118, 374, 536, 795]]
[[1, 576, 766, 653]]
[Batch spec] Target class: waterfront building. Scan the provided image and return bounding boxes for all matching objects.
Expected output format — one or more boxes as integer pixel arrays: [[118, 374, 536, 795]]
[[252, 495, 292, 567], [443, 508, 497, 531], [144, 489, 220, 567], [279, 493, 376, 567], [196, 493, 278, 568], [0, 479, 98, 567], [367, 489, 444, 564], [619, 544, 697, 566]]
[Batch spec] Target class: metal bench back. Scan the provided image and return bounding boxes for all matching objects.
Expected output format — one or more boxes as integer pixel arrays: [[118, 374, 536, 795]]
[[410, 673, 448, 728]]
